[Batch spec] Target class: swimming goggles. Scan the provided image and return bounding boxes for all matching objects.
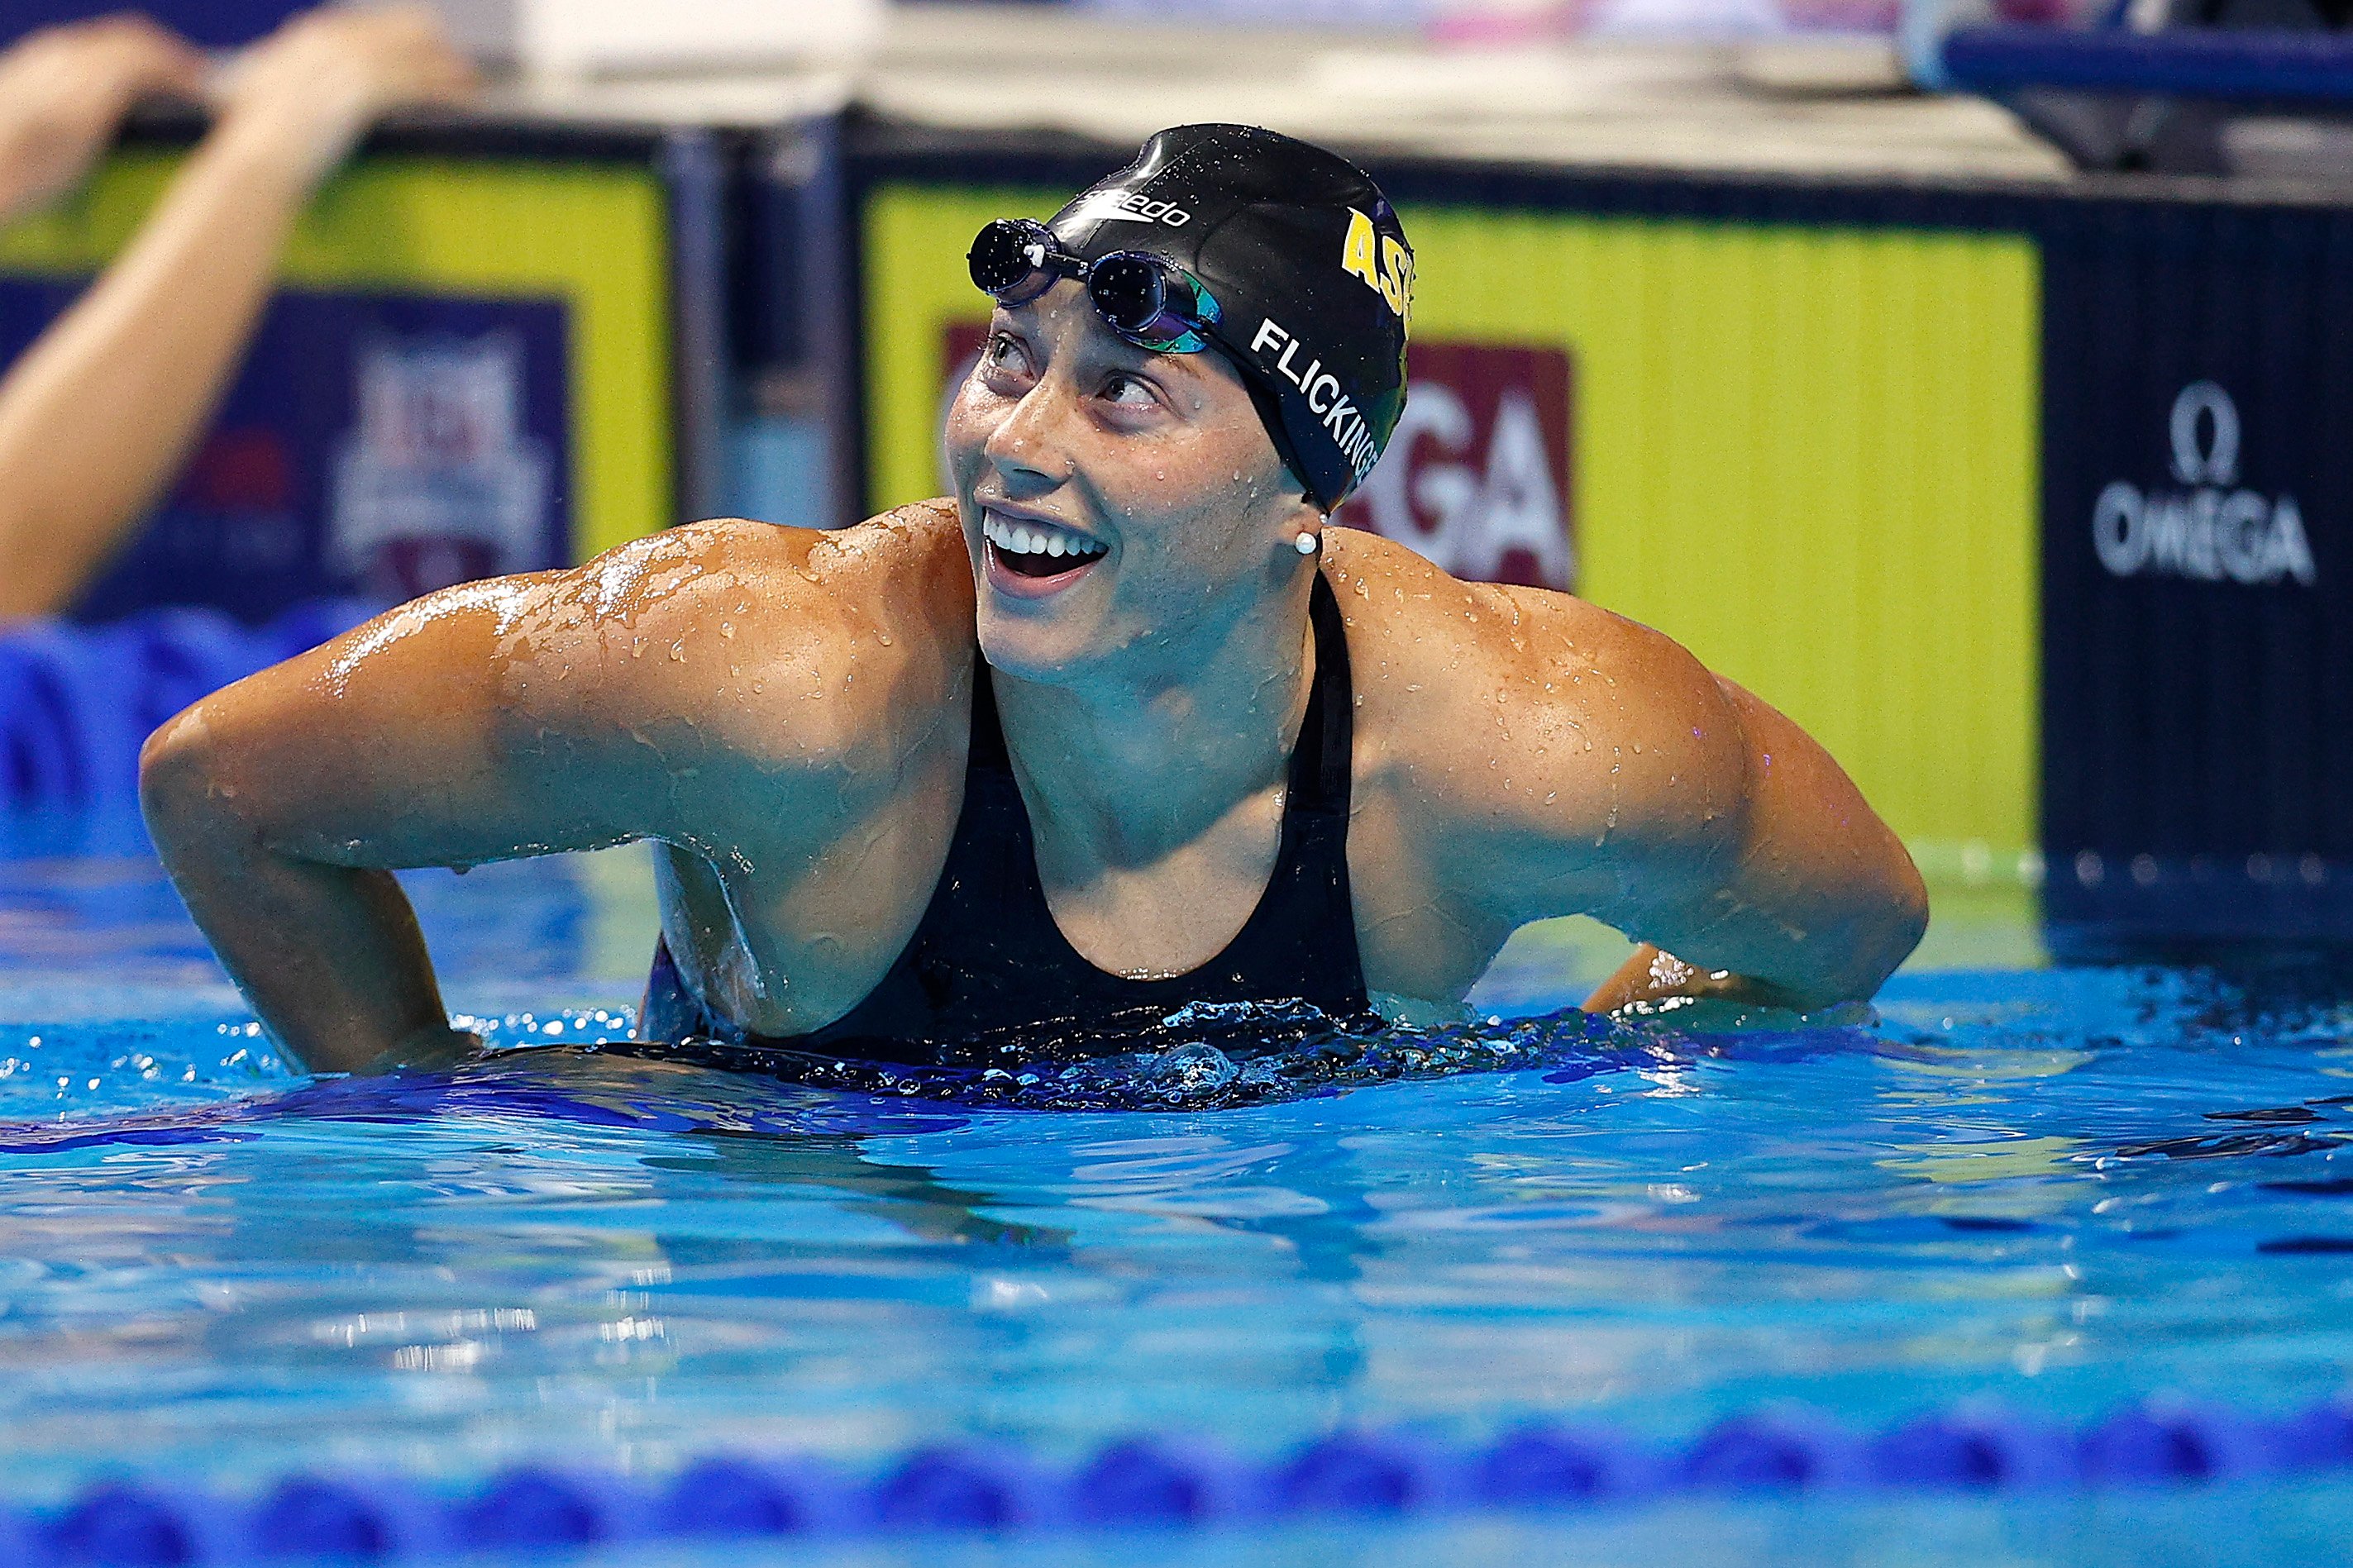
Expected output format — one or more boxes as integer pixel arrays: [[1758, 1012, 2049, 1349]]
[[967, 217, 1223, 355]]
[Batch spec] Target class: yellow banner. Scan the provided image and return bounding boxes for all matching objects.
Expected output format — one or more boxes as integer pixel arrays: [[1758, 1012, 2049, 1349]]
[[864, 183, 2040, 863]]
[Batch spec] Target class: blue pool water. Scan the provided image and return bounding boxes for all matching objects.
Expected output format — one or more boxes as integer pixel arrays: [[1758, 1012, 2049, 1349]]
[[3, 822, 2353, 1563]]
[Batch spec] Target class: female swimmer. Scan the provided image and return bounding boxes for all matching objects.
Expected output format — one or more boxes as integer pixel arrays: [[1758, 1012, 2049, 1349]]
[[141, 124, 1927, 1074]]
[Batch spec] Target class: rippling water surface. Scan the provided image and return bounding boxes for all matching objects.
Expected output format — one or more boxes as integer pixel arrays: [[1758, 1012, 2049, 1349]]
[[2, 821, 2352, 1563]]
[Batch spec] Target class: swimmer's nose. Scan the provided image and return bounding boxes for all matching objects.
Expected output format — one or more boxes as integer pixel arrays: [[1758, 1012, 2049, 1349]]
[[982, 377, 1076, 494]]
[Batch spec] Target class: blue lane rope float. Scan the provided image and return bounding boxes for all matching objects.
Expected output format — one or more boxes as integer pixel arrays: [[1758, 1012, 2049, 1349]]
[[9, 1401, 2353, 1564], [0, 599, 375, 812]]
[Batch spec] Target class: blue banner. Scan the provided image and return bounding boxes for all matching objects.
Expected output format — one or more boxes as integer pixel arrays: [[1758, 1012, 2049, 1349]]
[[0, 2, 304, 50], [0, 281, 573, 624]]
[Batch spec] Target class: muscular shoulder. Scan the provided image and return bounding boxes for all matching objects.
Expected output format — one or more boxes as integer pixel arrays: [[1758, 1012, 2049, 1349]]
[[1324, 528, 1749, 902], [494, 501, 975, 781]]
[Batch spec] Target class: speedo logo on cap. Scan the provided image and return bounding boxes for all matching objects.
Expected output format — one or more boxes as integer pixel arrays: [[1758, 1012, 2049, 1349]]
[[1067, 188, 1191, 227]]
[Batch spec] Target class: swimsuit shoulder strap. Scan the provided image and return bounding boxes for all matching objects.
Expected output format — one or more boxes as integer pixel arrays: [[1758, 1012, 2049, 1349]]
[[966, 647, 1010, 772], [1288, 570, 1353, 817]]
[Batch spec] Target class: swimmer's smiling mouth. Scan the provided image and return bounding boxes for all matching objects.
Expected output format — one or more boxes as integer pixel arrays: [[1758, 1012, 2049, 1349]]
[[981, 507, 1109, 584]]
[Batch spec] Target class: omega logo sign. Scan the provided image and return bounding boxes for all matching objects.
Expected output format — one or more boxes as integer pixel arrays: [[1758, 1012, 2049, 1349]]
[[2092, 381, 2315, 588]]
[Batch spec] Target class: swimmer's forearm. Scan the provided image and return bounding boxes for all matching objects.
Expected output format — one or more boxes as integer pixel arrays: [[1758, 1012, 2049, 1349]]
[[0, 110, 316, 617], [142, 739, 458, 1074], [169, 850, 456, 1075], [1580, 858, 1924, 1015], [0, 11, 472, 617]]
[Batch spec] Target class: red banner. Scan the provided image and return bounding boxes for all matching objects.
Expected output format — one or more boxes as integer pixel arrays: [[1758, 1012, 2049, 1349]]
[[1339, 341, 1575, 590]]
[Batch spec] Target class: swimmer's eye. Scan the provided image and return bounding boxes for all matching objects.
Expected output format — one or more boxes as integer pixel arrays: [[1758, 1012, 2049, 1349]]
[[1100, 372, 1160, 409], [980, 331, 1034, 380]]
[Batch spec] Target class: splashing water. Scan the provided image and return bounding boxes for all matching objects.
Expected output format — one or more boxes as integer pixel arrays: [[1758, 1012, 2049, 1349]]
[[588, 995, 1802, 1114]]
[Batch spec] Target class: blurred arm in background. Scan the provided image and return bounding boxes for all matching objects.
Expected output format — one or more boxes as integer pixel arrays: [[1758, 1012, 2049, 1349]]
[[0, 6, 475, 622], [0, 16, 204, 228]]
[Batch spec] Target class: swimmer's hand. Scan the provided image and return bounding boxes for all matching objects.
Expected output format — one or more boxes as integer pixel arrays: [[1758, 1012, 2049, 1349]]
[[210, 4, 477, 188], [1581, 943, 1807, 1016], [0, 17, 207, 225], [354, 1025, 485, 1076]]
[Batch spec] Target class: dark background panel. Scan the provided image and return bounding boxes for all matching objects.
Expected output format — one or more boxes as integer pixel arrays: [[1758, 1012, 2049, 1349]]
[[2040, 195, 2353, 938]]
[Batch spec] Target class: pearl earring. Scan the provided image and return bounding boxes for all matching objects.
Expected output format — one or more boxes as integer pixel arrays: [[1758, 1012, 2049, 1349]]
[[1294, 531, 1320, 555]]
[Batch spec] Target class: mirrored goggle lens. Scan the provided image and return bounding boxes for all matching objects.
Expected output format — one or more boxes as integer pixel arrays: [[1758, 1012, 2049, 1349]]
[[968, 219, 1059, 305], [1087, 252, 1218, 354]]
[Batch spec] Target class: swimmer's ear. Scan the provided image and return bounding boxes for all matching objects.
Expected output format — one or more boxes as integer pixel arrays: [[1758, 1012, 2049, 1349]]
[[1254, 444, 1323, 556], [1284, 499, 1334, 559]]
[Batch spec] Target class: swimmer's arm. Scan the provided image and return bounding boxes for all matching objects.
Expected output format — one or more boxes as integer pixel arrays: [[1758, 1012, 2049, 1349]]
[[138, 532, 831, 1075], [138, 573, 645, 1073], [1573, 677, 1927, 1013], [1444, 608, 1926, 1013]]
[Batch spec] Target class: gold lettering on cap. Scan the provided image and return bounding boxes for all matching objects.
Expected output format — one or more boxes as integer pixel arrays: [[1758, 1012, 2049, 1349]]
[[1342, 207, 1411, 330]]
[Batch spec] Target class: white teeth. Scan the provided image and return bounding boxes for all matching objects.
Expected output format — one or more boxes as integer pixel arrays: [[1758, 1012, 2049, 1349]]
[[981, 509, 1104, 562]]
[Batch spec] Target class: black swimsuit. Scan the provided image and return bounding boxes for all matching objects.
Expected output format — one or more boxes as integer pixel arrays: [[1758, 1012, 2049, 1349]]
[[637, 573, 1372, 1067]]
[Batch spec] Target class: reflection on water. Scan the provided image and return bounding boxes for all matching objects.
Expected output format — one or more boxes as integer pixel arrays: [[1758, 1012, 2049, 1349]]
[[0, 812, 660, 1022], [3, 965, 2353, 1506], [0, 819, 2348, 1542]]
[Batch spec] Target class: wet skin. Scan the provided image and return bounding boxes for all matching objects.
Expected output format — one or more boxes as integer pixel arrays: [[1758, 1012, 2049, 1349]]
[[141, 282, 1927, 1074]]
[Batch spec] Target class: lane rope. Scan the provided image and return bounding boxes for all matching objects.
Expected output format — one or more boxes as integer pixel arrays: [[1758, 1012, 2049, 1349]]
[[11, 1400, 2353, 1562]]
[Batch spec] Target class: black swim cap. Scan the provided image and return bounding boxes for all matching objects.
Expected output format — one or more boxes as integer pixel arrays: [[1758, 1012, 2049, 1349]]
[[1033, 124, 1413, 514]]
